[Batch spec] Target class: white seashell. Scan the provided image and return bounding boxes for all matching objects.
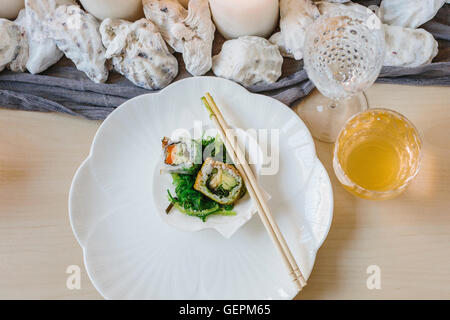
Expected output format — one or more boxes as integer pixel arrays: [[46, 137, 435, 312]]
[[100, 18, 178, 90], [0, 17, 28, 73], [383, 25, 438, 67], [268, 31, 293, 58], [24, 0, 75, 74], [14, 7, 27, 27], [212, 36, 283, 87], [269, 0, 320, 61], [379, 0, 446, 29], [9, 8, 29, 73], [44, 5, 108, 83], [143, 0, 215, 76]]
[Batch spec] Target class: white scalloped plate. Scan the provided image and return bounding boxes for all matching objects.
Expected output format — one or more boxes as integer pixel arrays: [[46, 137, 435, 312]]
[[69, 76, 333, 300]]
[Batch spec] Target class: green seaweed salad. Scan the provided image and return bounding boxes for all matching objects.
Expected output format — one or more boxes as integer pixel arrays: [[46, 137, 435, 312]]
[[167, 137, 238, 222]]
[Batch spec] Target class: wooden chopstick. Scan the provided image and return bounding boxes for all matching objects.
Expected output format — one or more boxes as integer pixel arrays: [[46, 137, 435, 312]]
[[202, 93, 306, 291]]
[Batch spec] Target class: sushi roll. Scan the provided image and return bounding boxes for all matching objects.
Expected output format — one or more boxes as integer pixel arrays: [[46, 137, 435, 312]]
[[194, 157, 244, 205], [161, 136, 201, 174]]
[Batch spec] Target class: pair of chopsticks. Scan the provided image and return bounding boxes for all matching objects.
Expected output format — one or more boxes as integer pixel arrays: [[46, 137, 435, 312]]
[[201, 93, 307, 291]]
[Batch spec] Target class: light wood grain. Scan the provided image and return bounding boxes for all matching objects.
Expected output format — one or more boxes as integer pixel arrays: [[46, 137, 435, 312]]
[[295, 84, 450, 299], [0, 111, 102, 299], [0, 83, 449, 299]]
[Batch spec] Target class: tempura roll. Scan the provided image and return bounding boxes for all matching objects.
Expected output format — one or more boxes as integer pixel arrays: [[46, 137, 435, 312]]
[[194, 157, 244, 205]]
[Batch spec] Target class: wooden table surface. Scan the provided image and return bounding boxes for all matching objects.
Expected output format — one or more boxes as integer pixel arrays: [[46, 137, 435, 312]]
[[0, 83, 449, 299]]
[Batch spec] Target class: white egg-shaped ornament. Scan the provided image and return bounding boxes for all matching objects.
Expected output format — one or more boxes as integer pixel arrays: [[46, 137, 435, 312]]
[[79, 0, 144, 21], [209, 0, 279, 39]]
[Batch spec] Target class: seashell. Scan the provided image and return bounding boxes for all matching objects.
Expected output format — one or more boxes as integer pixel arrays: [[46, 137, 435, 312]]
[[268, 31, 293, 58], [44, 4, 108, 83], [269, 0, 320, 60], [0, 16, 28, 73], [14, 7, 27, 27], [24, 0, 75, 74], [212, 36, 283, 86], [100, 18, 178, 90], [379, 0, 446, 29], [383, 24, 438, 67], [143, 0, 215, 76]]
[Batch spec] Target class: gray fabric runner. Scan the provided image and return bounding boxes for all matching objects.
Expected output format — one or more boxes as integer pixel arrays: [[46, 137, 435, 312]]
[[0, 1, 449, 120]]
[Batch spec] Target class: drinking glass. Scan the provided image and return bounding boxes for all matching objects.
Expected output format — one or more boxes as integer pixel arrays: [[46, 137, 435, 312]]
[[300, 7, 385, 143], [333, 109, 423, 200]]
